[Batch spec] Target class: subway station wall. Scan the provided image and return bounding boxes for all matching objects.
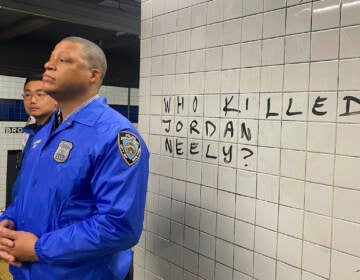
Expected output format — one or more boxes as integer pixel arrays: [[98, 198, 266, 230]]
[[137, 0, 360, 280], [0, 75, 139, 208]]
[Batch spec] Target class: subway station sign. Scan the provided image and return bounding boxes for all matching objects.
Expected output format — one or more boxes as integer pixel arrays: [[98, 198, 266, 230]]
[[4, 127, 23, 134]]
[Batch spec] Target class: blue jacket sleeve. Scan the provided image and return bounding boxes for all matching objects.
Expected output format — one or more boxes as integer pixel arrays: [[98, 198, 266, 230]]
[[0, 201, 17, 225], [34, 134, 149, 264]]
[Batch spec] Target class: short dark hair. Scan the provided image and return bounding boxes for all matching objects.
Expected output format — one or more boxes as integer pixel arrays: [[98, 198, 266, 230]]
[[62, 37, 107, 82], [24, 74, 43, 89]]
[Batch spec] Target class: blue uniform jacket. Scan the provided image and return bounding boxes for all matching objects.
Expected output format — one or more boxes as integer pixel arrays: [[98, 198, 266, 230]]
[[13, 123, 43, 199], [1, 97, 149, 280]]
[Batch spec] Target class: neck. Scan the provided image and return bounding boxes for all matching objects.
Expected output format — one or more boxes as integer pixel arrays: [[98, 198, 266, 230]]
[[57, 90, 98, 120], [36, 115, 50, 126]]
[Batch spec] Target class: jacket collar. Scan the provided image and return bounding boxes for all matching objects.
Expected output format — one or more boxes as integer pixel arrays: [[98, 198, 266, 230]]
[[62, 96, 107, 127], [23, 114, 53, 135]]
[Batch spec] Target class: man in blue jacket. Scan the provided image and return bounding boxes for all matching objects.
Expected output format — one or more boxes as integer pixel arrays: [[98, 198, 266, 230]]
[[22, 74, 58, 129], [0, 36, 149, 280], [13, 74, 58, 198], [19, 74, 58, 168]]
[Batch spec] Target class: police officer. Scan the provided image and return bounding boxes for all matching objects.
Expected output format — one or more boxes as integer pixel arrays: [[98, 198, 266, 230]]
[[20, 74, 58, 164], [0, 37, 149, 280], [22, 74, 58, 127], [13, 75, 58, 197]]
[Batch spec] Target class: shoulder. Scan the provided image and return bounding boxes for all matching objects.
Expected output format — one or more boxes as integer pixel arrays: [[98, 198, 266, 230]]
[[94, 107, 137, 138], [91, 106, 149, 158]]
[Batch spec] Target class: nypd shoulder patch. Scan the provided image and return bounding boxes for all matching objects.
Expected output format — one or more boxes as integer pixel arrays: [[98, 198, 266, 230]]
[[54, 140, 73, 163], [118, 131, 141, 166]]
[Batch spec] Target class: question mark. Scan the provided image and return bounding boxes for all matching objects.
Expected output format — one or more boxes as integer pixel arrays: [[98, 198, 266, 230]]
[[241, 147, 253, 167]]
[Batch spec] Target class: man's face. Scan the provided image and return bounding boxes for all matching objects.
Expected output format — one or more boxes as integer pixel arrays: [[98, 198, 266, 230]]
[[23, 80, 57, 123], [42, 40, 92, 98]]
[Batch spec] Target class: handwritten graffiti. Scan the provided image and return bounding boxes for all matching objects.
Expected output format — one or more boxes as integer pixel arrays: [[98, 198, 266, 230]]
[[161, 94, 360, 167]]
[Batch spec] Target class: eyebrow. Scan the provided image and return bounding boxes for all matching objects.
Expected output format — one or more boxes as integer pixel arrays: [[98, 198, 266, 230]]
[[53, 50, 71, 56], [24, 89, 44, 92], [48, 50, 71, 59]]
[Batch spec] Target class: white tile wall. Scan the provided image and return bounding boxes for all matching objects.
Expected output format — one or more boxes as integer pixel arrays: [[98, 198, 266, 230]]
[[0, 121, 25, 208], [0, 76, 28, 208], [139, 0, 360, 279]]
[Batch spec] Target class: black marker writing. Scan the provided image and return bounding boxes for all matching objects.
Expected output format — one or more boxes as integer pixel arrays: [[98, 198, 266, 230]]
[[165, 138, 172, 154], [164, 97, 171, 113], [162, 119, 171, 133], [241, 147, 253, 167], [190, 120, 200, 135], [190, 142, 199, 155], [312, 96, 327, 116], [240, 122, 251, 141], [193, 96, 198, 113], [266, 98, 279, 118], [339, 96, 360, 116], [176, 138, 184, 155], [205, 121, 216, 137], [177, 96, 184, 114], [223, 145, 233, 163], [206, 144, 217, 159], [176, 121, 183, 132], [223, 95, 241, 116], [224, 121, 234, 138], [286, 98, 302, 116]]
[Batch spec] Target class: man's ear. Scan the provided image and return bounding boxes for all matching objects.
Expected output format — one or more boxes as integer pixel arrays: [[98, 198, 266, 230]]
[[89, 68, 102, 83]]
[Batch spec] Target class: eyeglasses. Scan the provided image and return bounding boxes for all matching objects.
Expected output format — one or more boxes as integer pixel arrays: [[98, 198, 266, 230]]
[[22, 93, 48, 100]]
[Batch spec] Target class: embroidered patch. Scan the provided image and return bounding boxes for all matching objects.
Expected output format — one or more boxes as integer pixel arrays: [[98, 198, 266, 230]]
[[54, 140, 73, 163], [118, 131, 141, 166]]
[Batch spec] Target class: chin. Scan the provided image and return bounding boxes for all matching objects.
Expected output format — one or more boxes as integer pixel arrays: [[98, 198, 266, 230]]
[[47, 91, 58, 99], [43, 86, 56, 95]]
